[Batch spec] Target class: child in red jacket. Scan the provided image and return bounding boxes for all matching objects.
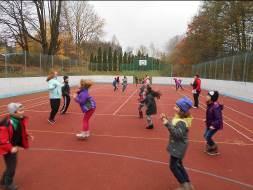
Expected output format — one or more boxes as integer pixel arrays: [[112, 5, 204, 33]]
[[0, 103, 33, 190]]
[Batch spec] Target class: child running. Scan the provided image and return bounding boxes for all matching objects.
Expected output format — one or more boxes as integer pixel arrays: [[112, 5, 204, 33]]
[[73, 79, 96, 139], [204, 91, 223, 155], [160, 97, 195, 190], [143, 85, 161, 129], [122, 76, 128, 93], [112, 78, 118, 92], [60, 76, 71, 114], [174, 78, 184, 91], [0, 103, 33, 190]]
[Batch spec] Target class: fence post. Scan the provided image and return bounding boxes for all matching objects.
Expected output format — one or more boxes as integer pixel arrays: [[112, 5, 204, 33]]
[[242, 52, 248, 82], [171, 64, 173, 77], [24, 51, 27, 74], [40, 53, 42, 76], [4, 52, 7, 78], [205, 62, 207, 78], [214, 59, 218, 79], [222, 58, 225, 80], [231, 55, 235, 80], [51, 55, 54, 68]]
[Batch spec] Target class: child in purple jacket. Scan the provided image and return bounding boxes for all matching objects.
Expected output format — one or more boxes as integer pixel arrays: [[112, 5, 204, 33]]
[[204, 91, 223, 155], [73, 79, 96, 139]]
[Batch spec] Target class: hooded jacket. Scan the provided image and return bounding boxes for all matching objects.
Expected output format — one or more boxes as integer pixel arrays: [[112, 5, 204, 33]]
[[206, 102, 223, 130], [75, 88, 96, 113]]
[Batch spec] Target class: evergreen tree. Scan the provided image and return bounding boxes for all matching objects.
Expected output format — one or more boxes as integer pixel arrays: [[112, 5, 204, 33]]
[[123, 52, 127, 64], [108, 46, 112, 71], [97, 47, 102, 71], [94, 55, 97, 71], [102, 49, 107, 71], [118, 50, 123, 71], [113, 50, 118, 71], [89, 53, 94, 70]]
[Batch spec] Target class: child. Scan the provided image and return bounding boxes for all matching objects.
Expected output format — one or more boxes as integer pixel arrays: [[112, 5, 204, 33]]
[[143, 85, 161, 129], [122, 76, 128, 93], [138, 85, 146, 118], [116, 76, 120, 87], [46, 70, 62, 124], [0, 103, 33, 190], [60, 76, 71, 114], [134, 76, 138, 87], [191, 74, 201, 108], [160, 97, 194, 190], [73, 79, 96, 139], [174, 78, 183, 91], [112, 78, 118, 92], [204, 91, 223, 155]]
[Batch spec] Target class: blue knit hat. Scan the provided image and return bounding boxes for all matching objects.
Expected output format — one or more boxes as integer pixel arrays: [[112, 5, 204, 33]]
[[176, 97, 193, 113]]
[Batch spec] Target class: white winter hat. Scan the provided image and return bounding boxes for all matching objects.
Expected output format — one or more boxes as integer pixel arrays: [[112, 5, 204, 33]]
[[7, 103, 23, 114]]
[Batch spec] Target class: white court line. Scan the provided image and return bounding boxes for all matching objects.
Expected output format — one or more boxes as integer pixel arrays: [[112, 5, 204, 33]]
[[113, 89, 137, 115], [0, 95, 48, 108], [176, 88, 253, 142], [29, 147, 253, 189], [28, 129, 253, 146]]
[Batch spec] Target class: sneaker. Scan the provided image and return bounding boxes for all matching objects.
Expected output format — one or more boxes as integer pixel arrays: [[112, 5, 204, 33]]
[[48, 119, 55, 125], [146, 124, 154, 129], [192, 106, 198, 109], [207, 149, 220, 156], [5, 183, 18, 190], [76, 132, 86, 139]]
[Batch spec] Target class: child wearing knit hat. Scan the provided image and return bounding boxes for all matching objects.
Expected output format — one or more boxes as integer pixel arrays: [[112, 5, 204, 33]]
[[204, 91, 224, 155], [60, 76, 71, 114], [0, 103, 33, 190], [160, 97, 195, 190]]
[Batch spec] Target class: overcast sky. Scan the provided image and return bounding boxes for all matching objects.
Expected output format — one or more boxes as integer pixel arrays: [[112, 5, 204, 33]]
[[89, 1, 201, 52]]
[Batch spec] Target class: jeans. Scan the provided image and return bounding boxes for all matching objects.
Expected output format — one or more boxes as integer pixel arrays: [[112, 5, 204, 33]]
[[170, 156, 190, 184], [1, 153, 17, 186], [204, 128, 218, 146], [49, 99, 61, 120]]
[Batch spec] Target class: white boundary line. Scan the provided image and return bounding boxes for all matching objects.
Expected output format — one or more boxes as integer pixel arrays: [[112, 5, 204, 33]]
[[29, 147, 253, 189], [28, 129, 253, 146], [113, 89, 137, 115]]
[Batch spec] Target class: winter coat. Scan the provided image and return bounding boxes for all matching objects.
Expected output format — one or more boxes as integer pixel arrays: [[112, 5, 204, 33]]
[[62, 82, 70, 96], [192, 78, 201, 92], [164, 114, 193, 159], [144, 93, 157, 115], [206, 102, 223, 130], [48, 78, 62, 99], [0, 116, 30, 155], [75, 88, 96, 113]]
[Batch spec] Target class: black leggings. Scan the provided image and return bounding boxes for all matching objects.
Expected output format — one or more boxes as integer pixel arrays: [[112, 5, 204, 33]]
[[170, 156, 190, 184], [193, 92, 200, 107], [49, 99, 61, 120], [60, 95, 71, 114], [1, 153, 17, 186]]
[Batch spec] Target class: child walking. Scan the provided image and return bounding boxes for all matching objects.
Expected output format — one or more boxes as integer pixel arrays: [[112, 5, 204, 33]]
[[74, 79, 96, 139], [46, 70, 62, 124], [0, 103, 33, 190], [138, 85, 146, 118], [160, 97, 195, 190], [143, 85, 161, 129], [122, 76, 128, 93], [60, 76, 71, 114], [204, 91, 223, 155], [112, 78, 118, 92]]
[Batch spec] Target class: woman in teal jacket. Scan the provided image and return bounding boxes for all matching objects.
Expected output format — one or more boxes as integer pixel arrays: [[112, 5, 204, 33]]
[[46, 71, 62, 124]]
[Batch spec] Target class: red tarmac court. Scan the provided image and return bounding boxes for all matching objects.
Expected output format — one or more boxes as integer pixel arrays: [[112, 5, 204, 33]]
[[0, 84, 253, 190]]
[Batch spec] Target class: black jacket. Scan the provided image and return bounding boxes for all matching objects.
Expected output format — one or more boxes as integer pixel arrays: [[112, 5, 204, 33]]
[[62, 82, 70, 96], [144, 93, 157, 115]]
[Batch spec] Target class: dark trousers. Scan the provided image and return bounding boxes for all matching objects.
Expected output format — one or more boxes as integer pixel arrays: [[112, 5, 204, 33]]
[[193, 92, 200, 107], [113, 85, 118, 91], [170, 156, 190, 184], [204, 128, 218, 146], [49, 99, 61, 120], [1, 153, 17, 186], [122, 85, 127, 92], [60, 95, 71, 114]]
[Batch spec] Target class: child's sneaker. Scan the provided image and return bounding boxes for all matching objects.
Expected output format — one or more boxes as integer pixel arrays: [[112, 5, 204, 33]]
[[5, 183, 18, 190], [86, 131, 90, 137], [207, 149, 220, 156], [146, 124, 154, 129], [76, 132, 86, 139], [48, 119, 55, 125]]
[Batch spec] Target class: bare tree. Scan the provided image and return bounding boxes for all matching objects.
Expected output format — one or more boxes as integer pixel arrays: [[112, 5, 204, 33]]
[[62, 1, 105, 58]]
